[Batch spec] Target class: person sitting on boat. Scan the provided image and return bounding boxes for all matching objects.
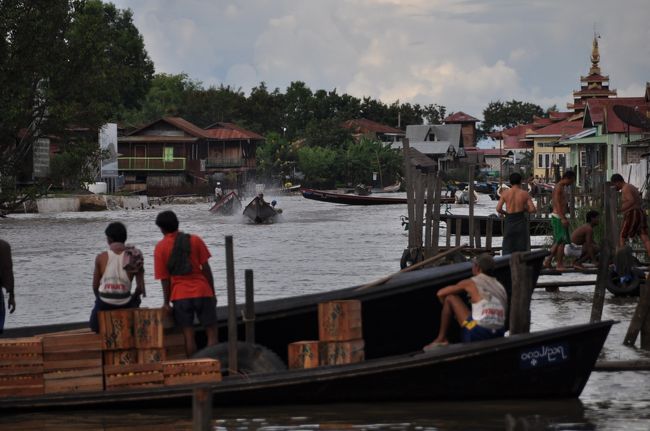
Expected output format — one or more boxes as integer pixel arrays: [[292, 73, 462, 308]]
[[564, 210, 600, 269], [154, 210, 218, 357], [423, 254, 507, 349], [0, 239, 16, 334], [90, 222, 145, 333]]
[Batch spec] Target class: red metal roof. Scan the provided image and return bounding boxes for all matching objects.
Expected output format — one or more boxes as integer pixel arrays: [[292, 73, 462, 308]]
[[341, 118, 404, 135], [128, 117, 210, 138], [527, 119, 586, 137], [584, 98, 650, 133], [443, 111, 479, 123], [482, 148, 512, 156], [203, 122, 265, 140]]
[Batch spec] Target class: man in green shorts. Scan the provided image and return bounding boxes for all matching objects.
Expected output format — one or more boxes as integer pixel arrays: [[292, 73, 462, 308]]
[[544, 171, 576, 271]]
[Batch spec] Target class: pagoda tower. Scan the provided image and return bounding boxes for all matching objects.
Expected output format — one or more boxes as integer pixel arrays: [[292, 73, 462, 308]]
[[567, 35, 617, 113]]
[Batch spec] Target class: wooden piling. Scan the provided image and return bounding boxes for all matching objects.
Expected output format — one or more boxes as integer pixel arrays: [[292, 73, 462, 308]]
[[414, 173, 425, 253], [624, 284, 650, 348], [485, 216, 493, 252], [225, 236, 238, 374], [509, 252, 533, 335], [193, 386, 212, 431], [424, 172, 434, 256], [431, 173, 442, 256], [244, 269, 255, 344], [455, 218, 462, 247], [468, 167, 475, 248], [402, 139, 416, 250], [591, 183, 617, 323], [445, 222, 451, 247]]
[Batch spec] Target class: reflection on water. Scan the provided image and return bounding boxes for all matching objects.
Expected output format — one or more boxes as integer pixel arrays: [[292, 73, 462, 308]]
[[1, 194, 650, 429]]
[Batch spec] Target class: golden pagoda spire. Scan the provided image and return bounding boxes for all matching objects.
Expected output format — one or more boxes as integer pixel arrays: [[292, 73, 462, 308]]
[[590, 33, 601, 75]]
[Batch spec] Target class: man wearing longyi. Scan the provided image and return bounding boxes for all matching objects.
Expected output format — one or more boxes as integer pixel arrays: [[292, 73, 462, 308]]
[[611, 174, 650, 257], [544, 171, 576, 271], [496, 172, 537, 256]]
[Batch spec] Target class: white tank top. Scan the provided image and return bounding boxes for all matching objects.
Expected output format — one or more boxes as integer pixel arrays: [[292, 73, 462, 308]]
[[470, 273, 508, 330], [98, 250, 132, 306]]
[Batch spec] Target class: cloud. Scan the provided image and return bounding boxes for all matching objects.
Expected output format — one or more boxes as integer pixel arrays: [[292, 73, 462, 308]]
[[113, 0, 650, 120]]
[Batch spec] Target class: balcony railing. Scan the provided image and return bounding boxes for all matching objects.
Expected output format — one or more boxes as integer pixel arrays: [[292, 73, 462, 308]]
[[206, 157, 244, 168], [118, 157, 186, 171]]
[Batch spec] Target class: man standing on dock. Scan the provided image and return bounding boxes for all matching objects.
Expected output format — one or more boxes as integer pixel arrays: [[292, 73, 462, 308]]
[[611, 174, 650, 257], [496, 172, 536, 255], [154, 210, 218, 357], [0, 239, 16, 334], [544, 171, 576, 271]]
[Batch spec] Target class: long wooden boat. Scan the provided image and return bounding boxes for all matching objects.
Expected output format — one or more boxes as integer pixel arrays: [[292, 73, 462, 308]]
[[243, 196, 278, 223], [301, 188, 455, 205], [440, 214, 551, 236], [0, 251, 613, 410], [208, 191, 242, 215]]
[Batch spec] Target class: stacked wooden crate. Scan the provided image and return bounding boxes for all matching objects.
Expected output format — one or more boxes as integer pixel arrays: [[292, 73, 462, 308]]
[[163, 329, 187, 360], [99, 308, 166, 390], [162, 358, 222, 386], [288, 300, 365, 369], [0, 337, 44, 397], [42, 330, 103, 394]]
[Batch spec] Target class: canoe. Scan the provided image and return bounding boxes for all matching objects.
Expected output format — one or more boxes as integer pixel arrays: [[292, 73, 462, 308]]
[[208, 191, 242, 215], [440, 214, 551, 236], [0, 251, 614, 409], [301, 188, 456, 205], [243, 196, 278, 223]]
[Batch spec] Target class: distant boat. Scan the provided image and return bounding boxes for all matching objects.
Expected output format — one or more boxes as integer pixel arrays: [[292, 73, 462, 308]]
[[381, 182, 401, 193], [301, 188, 455, 205], [208, 191, 242, 215], [243, 196, 279, 223]]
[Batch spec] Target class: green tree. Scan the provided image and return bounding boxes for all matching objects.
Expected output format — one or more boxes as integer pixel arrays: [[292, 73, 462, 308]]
[[49, 140, 108, 190], [303, 118, 353, 149], [0, 0, 153, 211], [343, 137, 402, 186], [256, 132, 296, 181], [480, 100, 544, 137], [297, 146, 340, 187]]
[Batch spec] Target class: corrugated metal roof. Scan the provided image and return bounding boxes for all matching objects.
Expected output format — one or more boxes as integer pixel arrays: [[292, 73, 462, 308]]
[[204, 122, 265, 140]]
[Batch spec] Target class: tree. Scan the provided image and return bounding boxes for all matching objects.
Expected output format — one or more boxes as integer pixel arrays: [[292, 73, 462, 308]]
[[0, 0, 153, 210], [49, 140, 108, 190], [255, 132, 296, 182], [481, 100, 544, 136], [296, 146, 340, 187], [343, 137, 402, 186]]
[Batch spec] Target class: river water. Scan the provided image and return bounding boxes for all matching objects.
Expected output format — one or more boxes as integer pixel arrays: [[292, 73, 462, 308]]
[[1, 193, 649, 430]]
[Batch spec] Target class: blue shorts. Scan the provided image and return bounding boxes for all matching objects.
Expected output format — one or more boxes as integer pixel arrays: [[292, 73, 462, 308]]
[[462, 317, 505, 343], [173, 297, 218, 328]]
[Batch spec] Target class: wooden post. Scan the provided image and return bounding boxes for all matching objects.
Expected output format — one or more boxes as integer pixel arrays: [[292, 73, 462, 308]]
[[485, 216, 493, 252], [569, 183, 576, 220], [536, 196, 542, 217], [455, 217, 462, 247], [509, 252, 533, 335], [414, 172, 426, 252], [244, 269, 255, 344], [446, 222, 451, 247], [225, 236, 238, 374], [402, 139, 415, 249], [432, 172, 442, 255], [474, 223, 482, 249], [193, 386, 212, 431], [624, 284, 650, 348], [468, 167, 475, 248], [424, 172, 434, 257], [591, 183, 616, 323]]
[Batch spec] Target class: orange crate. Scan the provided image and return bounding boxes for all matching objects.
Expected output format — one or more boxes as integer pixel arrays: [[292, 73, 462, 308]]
[[44, 368, 103, 394], [103, 349, 138, 366], [137, 348, 166, 364], [318, 300, 362, 342], [98, 309, 135, 350], [104, 363, 163, 391], [288, 341, 320, 369], [134, 308, 164, 349], [162, 359, 221, 386], [319, 340, 365, 366]]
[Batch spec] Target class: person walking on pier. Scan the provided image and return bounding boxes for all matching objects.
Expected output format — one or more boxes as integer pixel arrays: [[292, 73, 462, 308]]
[[154, 210, 218, 357], [0, 239, 16, 334], [496, 172, 537, 255], [423, 254, 507, 349], [90, 222, 145, 332], [611, 174, 650, 257], [544, 170, 576, 271]]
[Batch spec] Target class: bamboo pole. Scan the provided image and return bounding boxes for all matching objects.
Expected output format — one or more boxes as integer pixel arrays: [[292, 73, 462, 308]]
[[244, 269, 255, 344], [225, 236, 238, 374]]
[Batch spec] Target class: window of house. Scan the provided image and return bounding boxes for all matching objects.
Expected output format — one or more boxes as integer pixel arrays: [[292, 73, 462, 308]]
[[538, 154, 543, 168], [163, 146, 174, 162], [580, 151, 587, 167], [544, 154, 550, 168]]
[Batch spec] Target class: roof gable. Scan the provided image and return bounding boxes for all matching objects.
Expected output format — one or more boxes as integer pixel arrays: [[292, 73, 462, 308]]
[[128, 117, 209, 138], [443, 111, 479, 123], [341, 118, 404, 135], [204, 122, 265, 140]]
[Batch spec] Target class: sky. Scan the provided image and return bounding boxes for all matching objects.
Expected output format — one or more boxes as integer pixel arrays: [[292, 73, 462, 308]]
[[112, 0, 650, 122]]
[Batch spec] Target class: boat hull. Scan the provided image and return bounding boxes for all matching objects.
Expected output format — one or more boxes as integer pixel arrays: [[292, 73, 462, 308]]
[[301, 188, 455, 205], [208, 192, 242, 215], [243, 197, 278, 223]]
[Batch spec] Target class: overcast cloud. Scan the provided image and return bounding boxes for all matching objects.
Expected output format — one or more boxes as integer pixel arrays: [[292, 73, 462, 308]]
[[112, 0, 650, 120]]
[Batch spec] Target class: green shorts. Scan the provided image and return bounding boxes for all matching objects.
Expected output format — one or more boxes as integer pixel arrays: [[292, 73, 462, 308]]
[[551, 215, 571, 245]]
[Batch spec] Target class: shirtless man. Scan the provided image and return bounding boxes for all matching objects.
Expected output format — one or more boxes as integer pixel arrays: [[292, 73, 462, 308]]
[[496, 172, 536, 255], [564, 210, 599, 269], [544, 170, 576, 270], [611, 174, 650, 256]]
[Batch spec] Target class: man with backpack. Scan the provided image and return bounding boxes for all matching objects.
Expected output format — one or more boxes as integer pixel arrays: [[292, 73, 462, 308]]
[[154, 210, 218, 357]]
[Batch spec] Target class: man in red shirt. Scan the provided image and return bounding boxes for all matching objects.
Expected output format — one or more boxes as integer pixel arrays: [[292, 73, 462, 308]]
[[154, 210, 218, 356]]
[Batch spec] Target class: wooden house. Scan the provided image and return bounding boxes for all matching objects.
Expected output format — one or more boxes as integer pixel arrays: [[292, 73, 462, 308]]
[[117, 117, 263, 195]]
